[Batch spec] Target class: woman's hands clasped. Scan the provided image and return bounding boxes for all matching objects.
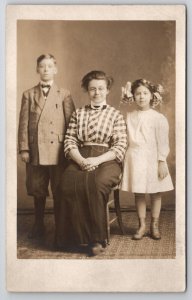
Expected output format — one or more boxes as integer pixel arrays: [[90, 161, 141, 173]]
[[80, 157, 100, 172]]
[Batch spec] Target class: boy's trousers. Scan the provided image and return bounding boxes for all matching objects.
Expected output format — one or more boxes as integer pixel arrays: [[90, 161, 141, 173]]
[[26, 163, 64, 199], [25, 163, 65, 228]]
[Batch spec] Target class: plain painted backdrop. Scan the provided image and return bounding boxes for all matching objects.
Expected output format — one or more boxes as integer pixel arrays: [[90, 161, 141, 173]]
[[17, 20, 175, 209]]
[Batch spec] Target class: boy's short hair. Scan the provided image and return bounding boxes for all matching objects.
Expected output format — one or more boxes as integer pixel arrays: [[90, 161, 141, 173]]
[[36, 54, 57, 66]]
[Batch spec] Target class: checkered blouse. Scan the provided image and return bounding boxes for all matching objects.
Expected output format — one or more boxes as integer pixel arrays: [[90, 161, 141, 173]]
[[64, 104, 128, 162]]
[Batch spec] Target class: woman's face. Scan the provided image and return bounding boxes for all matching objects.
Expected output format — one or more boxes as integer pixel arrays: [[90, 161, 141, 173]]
[[134, 85, 152, 111], [87, 79, 109, 104]]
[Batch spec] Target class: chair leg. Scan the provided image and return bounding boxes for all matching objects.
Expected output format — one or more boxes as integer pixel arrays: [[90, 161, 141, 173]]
[[114, 189, 125, 235], [106, 202, 110, 244]]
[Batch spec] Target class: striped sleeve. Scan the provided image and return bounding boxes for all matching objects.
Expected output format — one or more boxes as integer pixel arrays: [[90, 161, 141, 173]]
[[64, 111, 81, 157], [110, 112, 128, 162]]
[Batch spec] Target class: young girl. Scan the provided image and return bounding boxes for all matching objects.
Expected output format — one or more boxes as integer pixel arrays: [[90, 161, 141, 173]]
[[120, 79, 174, 240]]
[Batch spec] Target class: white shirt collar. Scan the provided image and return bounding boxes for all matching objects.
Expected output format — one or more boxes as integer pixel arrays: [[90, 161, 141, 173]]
[[90, 100, 107, 109], [40, 80, 53, 86]]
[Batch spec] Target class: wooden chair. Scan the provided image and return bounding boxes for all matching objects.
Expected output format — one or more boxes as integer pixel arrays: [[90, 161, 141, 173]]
[[106, 188, 125, 244]]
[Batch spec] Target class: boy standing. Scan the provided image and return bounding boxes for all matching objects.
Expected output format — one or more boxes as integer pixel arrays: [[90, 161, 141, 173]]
[[18, 54, 75, 239]]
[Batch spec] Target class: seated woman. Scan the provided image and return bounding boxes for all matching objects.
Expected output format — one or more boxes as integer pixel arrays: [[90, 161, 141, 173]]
[[55, 70, 127, 256]]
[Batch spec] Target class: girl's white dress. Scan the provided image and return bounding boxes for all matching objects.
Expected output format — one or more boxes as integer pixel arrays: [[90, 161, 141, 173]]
[[121, 109, 174, 193]]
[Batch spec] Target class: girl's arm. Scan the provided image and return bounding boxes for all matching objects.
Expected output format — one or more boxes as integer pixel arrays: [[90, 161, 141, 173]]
[[156, 115, 170, 179], [156, 115, 170, 161], [158, 161, 168, 179]]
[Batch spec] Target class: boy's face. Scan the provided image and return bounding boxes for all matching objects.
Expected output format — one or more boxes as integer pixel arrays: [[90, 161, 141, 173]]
[[36, 58, 57, 82]]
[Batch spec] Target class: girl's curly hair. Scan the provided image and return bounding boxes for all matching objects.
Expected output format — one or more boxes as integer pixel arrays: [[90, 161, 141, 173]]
[[122, 78, 164, 108]]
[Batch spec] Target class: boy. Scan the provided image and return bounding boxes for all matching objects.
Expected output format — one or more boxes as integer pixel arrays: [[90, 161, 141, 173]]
[[18, 54, 75, 239]]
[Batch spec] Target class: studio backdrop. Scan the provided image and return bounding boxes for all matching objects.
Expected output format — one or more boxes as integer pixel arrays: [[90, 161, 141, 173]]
[[17, 20, 175, 209]]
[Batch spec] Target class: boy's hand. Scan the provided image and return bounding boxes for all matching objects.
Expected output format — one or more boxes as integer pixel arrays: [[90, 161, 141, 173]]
[[158, 161, 168, 180], [20, 151, 30, 163]]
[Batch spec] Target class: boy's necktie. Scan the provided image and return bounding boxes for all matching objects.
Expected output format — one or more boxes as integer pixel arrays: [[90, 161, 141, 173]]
[[41, 84, 51, 98]]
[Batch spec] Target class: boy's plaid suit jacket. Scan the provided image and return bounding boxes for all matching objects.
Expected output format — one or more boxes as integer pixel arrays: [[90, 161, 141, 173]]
[[18, 83, 75, 165]]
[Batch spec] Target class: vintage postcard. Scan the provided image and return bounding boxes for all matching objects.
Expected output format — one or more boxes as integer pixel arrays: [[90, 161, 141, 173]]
[[6, 5, 186, 292]]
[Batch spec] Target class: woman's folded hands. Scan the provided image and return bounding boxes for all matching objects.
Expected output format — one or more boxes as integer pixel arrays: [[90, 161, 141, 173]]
[[80, 157, 100, 171]]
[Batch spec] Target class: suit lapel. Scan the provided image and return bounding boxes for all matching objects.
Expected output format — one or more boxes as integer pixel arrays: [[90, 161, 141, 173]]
[[46, 83, 59, 104], [33, 84, 46, 111]]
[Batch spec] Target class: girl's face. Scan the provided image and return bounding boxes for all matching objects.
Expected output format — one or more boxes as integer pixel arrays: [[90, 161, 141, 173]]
[[87, 79, 109, 104], [37, 58, 57, 82], [134, 85, 152, 111]]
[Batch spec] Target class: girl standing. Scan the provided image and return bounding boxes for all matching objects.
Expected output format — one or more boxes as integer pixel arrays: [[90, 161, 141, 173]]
[[120, 79, 174, 240]]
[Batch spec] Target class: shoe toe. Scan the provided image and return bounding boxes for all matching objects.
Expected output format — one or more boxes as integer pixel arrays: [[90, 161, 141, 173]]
[[90, 243, 105, 256]]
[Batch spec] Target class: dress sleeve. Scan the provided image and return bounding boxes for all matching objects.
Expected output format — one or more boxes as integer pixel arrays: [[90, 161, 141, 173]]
[[18, 91, 30, 153], [110, 112, 128, 162], [156, 114, 170, 161], [64, 111, 81, 157]]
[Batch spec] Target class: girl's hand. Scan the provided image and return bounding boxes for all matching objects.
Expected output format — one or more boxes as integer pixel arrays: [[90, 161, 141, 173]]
[[20, 151, 30, 163], [158, 161, 168, 180]]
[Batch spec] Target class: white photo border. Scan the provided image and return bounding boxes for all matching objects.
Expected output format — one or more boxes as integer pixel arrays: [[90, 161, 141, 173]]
[[6, 4, 185, 292]]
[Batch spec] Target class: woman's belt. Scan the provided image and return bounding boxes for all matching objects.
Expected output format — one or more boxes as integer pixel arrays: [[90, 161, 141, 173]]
[[83, 142, 109, 148]]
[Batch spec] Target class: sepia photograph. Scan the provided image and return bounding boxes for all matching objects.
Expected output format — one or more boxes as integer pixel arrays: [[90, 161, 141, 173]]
[[6, 5, 185, 292]]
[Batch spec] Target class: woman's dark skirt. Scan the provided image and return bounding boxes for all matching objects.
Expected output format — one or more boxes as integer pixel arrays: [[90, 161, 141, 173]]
[[55, 145, 122, 247]]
